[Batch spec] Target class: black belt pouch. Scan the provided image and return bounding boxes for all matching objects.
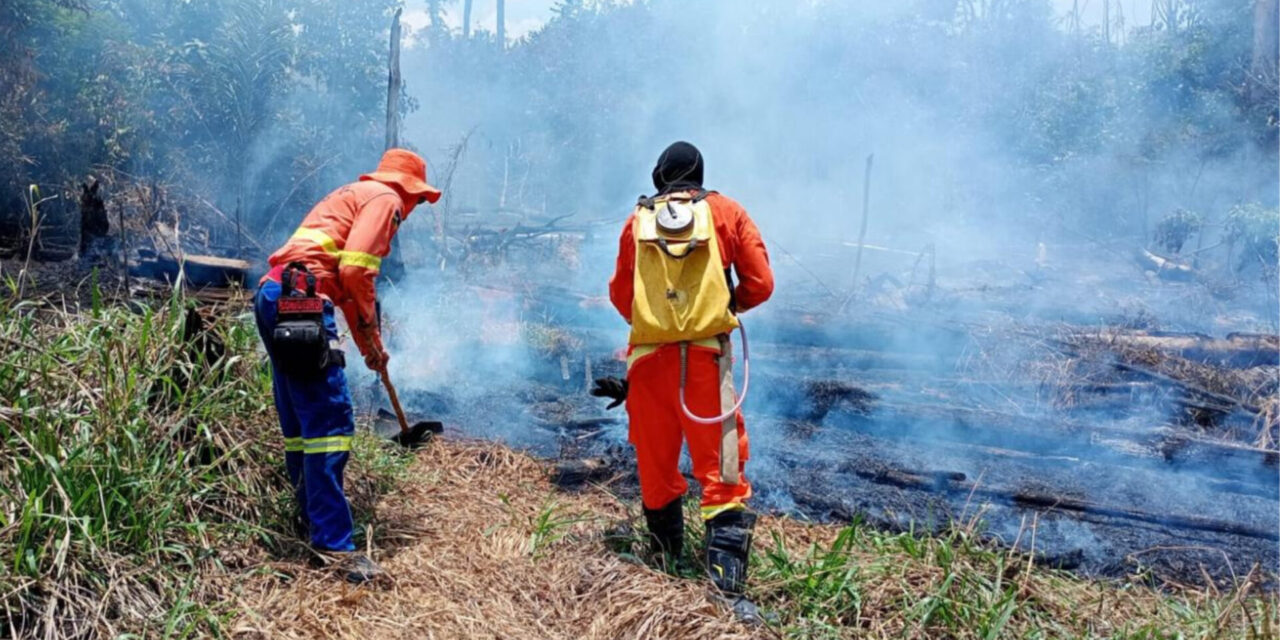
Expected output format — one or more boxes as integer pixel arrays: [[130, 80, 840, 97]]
[[273, 296, 343, 377]]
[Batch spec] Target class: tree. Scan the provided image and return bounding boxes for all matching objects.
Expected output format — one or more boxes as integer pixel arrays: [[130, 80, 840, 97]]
[[496, 0, 505, 47]]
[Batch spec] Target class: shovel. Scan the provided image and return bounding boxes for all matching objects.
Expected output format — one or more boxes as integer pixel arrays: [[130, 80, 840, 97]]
[[378, 368, 443, 448]]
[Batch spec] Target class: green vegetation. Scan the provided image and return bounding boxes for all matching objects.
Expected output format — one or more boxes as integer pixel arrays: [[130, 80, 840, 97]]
[[1154, 208, 1203, 255], [0, 280, 406, 638], [1, 0, 398, 237], [1224, 202, 1280, 274]]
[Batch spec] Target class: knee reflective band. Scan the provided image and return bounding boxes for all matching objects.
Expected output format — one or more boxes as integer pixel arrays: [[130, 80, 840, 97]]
[[284, 437, 304, 452], [644, 498, 685, 557], [705, 510, 757, 595], [302, 435, 353, 454], [700, 502, 746, 521]]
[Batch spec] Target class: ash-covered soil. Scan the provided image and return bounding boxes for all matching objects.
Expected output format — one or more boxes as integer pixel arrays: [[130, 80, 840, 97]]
[[355, 238, 1278, 589], [357, 323, 1277, 588]]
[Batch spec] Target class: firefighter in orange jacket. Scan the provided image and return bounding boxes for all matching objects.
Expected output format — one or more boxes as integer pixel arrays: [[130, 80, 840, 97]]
[[254, 149, 440, 582], [595, 141, 774, 607]]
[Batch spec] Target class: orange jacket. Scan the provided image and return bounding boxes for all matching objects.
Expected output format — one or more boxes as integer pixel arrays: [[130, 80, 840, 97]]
[[266, 181, 411, 357], [608, 191, 774, 324]]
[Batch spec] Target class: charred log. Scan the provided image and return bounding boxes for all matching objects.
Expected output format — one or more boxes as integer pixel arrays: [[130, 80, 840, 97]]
[[78, 180, 108, 254], [134, 251, 248, 288], [1093, 331, 1279, 367], [1136, 248, 1194, 281], [841, 462, 1277, 541]]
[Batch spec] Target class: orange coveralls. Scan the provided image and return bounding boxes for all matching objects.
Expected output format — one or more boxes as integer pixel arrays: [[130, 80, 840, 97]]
[[608, 192, 774, 518], [265, 180, 412, 358]]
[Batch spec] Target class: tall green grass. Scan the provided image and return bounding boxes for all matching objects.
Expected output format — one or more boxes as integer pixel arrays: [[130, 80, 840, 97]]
[[0, 280, 283, 638]]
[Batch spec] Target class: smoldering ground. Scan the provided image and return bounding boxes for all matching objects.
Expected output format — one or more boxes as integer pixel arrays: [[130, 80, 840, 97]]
[[356, 0, 1277, 586]]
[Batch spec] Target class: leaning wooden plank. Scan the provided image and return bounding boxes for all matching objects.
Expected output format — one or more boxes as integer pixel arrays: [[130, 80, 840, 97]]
[[142, 253, 250, 288]]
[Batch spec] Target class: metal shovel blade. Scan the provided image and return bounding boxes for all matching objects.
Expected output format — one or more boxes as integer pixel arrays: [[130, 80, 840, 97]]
[[376, 370, 443, 449], [388, 419, 443, 448], [373, 408, 442, 448]]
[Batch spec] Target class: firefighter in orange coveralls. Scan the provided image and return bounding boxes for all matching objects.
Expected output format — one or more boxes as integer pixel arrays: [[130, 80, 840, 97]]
[[254, 149, 440, 582], [594, 141, 774, 616]]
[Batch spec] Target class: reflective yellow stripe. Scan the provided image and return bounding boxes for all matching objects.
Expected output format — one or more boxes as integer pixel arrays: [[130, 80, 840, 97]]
[[290, 227, 339, 255], [338, 251, 382, 271], [302, 435, 353, 454], [627, 338, 721, 370], [700, 503, 746, 521], [284, 437, 304, 452]]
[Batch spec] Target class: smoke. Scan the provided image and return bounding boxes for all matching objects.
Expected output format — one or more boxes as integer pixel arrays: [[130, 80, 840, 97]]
[[358, 0, 1278, 579]]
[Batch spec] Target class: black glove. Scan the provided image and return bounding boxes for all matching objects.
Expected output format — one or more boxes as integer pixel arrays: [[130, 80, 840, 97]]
[[591, 377, 628, 410]]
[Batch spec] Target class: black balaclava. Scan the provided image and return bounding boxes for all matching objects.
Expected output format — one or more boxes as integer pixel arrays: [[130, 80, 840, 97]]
[[651, 141, 704, 195]]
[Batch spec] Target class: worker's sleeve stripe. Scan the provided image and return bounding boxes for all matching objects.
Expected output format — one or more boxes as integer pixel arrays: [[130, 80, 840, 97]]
[[290, 227, 340, 255], [284, 437, 304, 452], [302, 435, 353, 454], [338, 251, 382, 271]]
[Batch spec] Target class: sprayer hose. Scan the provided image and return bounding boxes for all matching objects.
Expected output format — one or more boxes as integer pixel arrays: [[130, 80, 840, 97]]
[[678, 323, 750, 425]]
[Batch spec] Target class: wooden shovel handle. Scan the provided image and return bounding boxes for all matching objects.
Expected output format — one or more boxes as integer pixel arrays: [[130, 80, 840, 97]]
[[379, 369, 410, 434]]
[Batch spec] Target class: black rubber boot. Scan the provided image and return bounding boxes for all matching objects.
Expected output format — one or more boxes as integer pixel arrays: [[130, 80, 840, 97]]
[[643, 498, 685, 559], [705, 510, 757, 595]]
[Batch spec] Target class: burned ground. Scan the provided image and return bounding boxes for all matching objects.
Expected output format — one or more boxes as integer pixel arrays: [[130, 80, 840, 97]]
[[348, 232, 1280, 592]]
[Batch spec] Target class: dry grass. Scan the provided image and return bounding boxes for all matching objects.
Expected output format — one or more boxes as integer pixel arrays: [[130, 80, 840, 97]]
[[228, 438, 1278, 640], [229, 440, 757, 640]]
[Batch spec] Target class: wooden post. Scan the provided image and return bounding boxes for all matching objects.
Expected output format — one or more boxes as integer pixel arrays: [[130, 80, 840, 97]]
[[385, 8, 403, 151], [496, 0, 505, 48], [926, 243, 936, 301], [463, 0, 473, 39], [849, 154, 874, 298], [119, 202, 128, 293], [234, 194, 242, 259]]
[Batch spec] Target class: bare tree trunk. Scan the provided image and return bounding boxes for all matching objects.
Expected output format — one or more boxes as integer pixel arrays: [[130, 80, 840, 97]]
[[385, 8, 403, 151], [496, 0, 505, 48], [1103, 0, 1110, 45], [1114, 0, 1124, 45], [463, 0, 473, 39], [1250, 0, 1280, 104], [383, 8, 405, 283]]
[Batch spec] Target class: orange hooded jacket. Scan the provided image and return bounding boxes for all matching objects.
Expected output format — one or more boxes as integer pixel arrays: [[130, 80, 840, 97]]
[[265, 149, 440, 361], [265, 181, 412, 358]]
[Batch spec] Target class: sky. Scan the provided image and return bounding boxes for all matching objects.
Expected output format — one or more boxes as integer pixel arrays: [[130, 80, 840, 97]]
[[403, 0, 1158, 44]]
